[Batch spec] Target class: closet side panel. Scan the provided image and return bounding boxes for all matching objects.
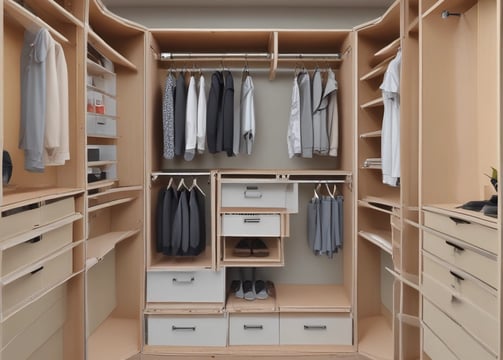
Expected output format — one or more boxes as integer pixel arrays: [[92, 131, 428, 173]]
[[0, 2, 3, 204]]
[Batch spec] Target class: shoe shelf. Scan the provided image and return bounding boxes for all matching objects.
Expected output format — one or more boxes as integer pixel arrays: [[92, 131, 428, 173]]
[[221, 237, 284, 267], [226, 295, 277, 313], [276, 284, 351, 313], [148, 245, 214, 271], [144, 302, 224, 315]]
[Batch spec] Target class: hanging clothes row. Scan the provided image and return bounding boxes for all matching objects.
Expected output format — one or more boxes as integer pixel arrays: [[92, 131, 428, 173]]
[[380, 49, 401, 187], [162, 69, 256, 161], [20, 27, 70, 172], [156, 177, 206, 256], [307, 183, 344, 258], [287, 68, 339, 159]]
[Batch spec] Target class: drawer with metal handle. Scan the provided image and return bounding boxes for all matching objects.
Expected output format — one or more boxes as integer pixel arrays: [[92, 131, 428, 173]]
[[221, 214, 282, 237], [229, 314, 279, 345]]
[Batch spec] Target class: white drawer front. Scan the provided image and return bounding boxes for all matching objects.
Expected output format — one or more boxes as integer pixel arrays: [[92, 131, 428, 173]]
[[423, 255, 497, 316], [2, 224, 72, 277], [221, 182, 298, 212], [423, 299, 496, 360], [422, 231, 497, 288], [146, 270, 225, 303], [424, 211, 497, 254], [222, 214, 281, 237], [422, 273, 497, 352], [423, 326, 458, 360], [147, 315, 227, 346], [27, 328, 64, 360], [87, 114, 117, 137], [229, 314, 279, 345], [3, 250, 73, 316], [279, 313, 352, 345], [1, 294, 65, 360]]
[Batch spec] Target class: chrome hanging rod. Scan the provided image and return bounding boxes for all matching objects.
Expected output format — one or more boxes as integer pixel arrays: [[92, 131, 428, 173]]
[[151, 171, 212, 181], [159, 52, 341, 61]]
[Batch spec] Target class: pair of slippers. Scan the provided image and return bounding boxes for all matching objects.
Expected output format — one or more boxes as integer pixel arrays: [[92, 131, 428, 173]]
[[233, 238, 269, 257], [230, 279, 275, 301]]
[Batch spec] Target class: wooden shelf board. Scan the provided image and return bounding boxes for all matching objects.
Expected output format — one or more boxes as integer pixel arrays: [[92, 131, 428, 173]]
[[361, 195, 400, 209], [87, 316, 139, 360], [226, 295, 277, 313], [360, 65, 387, 81], [87, 85, 116, 99], [4, 0, 70, 44], [385, 267, 420, 290], [86, 179, 119, 191], [407, 17, 419, 33], [87, 185, 143, 200], [87, 197, 136, 213], [361, 165, 382, 170], [86, 229, 140, 265], [358, 315, 393, 360], [397, 313, 420, 328], [87, 134, 119, 140], [360, 97, 384, 109], [148, 246, 213, 270], [360, 130, 382, 138], [145, 302, 223, 315], [373, 38, 400, 60], [1, 187, 83, 212], [23, 0, 83, 27], [88, 29, 137, 72], [358, 230, 392, 254], [276, 284, 351, 312], [87, 59, 116, 77], [86, 112, 118, 120], [87, 160, 117, 167]]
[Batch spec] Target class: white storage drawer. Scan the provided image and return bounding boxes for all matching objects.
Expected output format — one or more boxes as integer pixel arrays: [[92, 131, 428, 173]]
[[229, 313, 279, 345], [423, 325, 458, 360], [146, 270, 225, 303], [422, 273, 498, 352], [147, 314, 227, 346], [87, 114, 117, 137], [423, 254, 497, 316], [2, 223, 72, 277], [26, 328, 64, 360], [422, 231, 497, 288], [2, 249, 73, 316], [221, 182, 298, 212], [279, 313, 352, 345], [222, 214, 281, 237], [1, 293, 66, 360], [424, 210, 497, 254], [0, 197, 75, 240], [423, 299, 496, 360]]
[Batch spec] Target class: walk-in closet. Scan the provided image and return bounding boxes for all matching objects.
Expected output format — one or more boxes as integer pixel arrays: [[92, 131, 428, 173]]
[[0, 0, 501, 359]]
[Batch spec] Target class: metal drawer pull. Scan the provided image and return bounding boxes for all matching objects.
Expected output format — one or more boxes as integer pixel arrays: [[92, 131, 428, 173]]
[[26, 235, 42, 244], [445, 240, 465, 252], [244, 325, 263, 330], [449, 216, 470, 225], [244, 218, 261, 223], [172, 277, 195, 284], [451, 295, 462, 304], [304, 325, 327, 330], [244, 186, 262, 199], [97, 120, 106, 125], [172, 326, 196, 331], [30, 266, 44, 275], [449, 270, 465, 282]]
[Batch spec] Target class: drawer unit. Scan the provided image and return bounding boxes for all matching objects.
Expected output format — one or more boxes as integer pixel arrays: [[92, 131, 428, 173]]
[[279, 313, 352, 345], [2, 223, 72, 277], [26, 328, 64, 360], [0, 197, 75, 240], [1, 293, 66, 360], [146, 269, 225, 303], [229, 313, 279, 345], [423, 210, 497, 254], [423, 326, 458, 360], [422, 231, 497, 288], [222, 214, 281, 237], [147, 314, 227, 346], [2, 284, 65, 347], [87, 114, 117, 137], [423, 299, 496, 360], [422, 273, 498, 351], [423, 254, 497, 316], [221, 182, 298, 213], [2, 249, 73, 316]]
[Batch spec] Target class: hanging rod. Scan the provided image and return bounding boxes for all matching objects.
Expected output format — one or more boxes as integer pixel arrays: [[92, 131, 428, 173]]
[[159, 52, 342, 61], [151, 171, 212, 181]]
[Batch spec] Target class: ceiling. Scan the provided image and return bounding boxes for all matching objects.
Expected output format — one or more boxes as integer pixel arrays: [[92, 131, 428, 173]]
[[101, 0, 394, 8]]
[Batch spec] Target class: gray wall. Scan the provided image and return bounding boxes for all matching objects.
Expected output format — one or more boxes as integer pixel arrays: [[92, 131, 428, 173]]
[[107, 6, 387, 29]]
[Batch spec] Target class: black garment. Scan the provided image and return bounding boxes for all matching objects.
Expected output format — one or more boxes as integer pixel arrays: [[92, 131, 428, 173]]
[[206, 71, 224, 153], [188, 188, 200, 255], [172, 188, 189, 255], [222, 71, 234, 156], [155, 188, 167, 253], [174, 73, 187, 157]]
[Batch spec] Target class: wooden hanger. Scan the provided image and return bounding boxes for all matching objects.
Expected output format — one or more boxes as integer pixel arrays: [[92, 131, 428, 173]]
[[190, 178, 206, 197]]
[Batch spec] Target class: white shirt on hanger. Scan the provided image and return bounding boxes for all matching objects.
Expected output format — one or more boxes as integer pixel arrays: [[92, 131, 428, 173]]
[[240, 74, 255, 155], [380, 50, 401, 187], [184, 75, 198, 161], [287, 74, 302, 158], [196, 75, 207, 154]]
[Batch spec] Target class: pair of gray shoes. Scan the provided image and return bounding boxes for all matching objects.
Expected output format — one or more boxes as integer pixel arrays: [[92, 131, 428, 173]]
[[230, 279, 274, 301]]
